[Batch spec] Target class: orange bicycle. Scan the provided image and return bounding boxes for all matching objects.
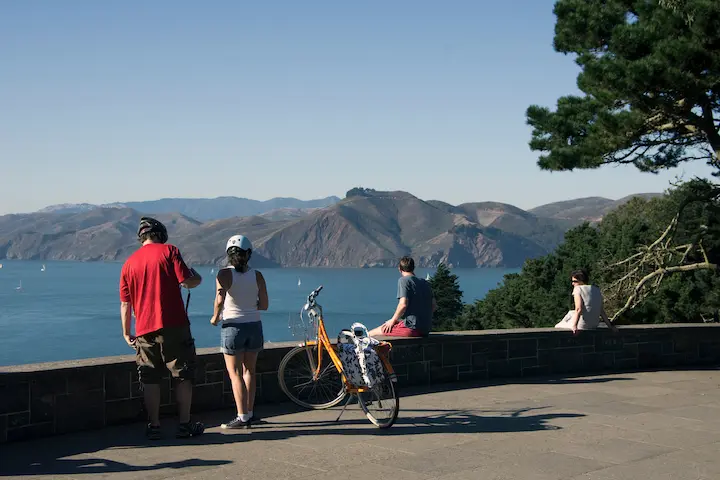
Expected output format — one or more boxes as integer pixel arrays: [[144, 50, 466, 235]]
[[277, 286, 399, 428]]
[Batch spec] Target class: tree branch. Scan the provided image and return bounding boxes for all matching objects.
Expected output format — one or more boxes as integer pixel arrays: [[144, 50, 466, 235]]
[[610, 261, 718, 323]]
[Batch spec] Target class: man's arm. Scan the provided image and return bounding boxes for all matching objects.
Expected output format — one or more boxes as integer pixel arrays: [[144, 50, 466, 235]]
[[171, 247, 202, 288], [381, 297, 408, 334], [210, 269, 231, 325], [119, 269, 135, 347], [120, 301, 135, 347], [181, 268, 202, 289]]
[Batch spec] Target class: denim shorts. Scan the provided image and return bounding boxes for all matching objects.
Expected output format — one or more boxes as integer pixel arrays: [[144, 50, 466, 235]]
[[221, 321, 264, 355]]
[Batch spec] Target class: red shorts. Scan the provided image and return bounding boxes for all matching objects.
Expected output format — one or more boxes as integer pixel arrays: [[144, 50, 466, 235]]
[[387, 321, 424, 337]]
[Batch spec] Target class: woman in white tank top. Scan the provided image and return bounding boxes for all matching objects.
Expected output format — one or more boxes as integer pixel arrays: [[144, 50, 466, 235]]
[[210, 235, 269, 429]]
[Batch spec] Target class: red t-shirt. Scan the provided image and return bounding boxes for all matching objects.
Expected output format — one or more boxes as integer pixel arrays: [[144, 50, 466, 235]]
[[119, 243, 193, 337]]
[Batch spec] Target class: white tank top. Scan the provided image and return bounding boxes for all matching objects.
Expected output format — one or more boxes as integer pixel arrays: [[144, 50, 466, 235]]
[[221, 267, 261, 324]]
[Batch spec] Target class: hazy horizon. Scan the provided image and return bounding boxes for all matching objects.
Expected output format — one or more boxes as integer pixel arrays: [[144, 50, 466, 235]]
[[9, 189, 665, 217]]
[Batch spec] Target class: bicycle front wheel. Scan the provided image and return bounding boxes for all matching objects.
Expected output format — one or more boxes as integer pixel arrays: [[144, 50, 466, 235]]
[[358, 364, 399, 428], [278, 345, 346, 409]]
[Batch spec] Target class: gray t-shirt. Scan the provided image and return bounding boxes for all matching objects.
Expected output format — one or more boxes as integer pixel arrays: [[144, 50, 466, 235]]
[[397, 275, 434, 335]]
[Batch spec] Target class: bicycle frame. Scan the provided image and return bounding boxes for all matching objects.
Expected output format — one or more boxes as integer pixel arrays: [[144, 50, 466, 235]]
[[301, 292, 396, 395]]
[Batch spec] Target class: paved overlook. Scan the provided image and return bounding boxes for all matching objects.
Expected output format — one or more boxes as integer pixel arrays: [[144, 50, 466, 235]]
[[2, 369, 720, 479]]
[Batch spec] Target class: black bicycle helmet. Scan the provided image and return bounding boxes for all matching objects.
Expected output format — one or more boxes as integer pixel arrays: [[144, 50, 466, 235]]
[[137, 216, 168, 243]]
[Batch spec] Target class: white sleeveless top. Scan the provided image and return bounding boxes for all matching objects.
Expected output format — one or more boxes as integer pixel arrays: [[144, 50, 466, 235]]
[[221, 267, 261, 324], [573, 284, 603, 329]]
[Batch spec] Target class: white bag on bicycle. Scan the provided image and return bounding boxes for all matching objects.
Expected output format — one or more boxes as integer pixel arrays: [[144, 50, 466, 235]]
[[337, 323, 385, 388]]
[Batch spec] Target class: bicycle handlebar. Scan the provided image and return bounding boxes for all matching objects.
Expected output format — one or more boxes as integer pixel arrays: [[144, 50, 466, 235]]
[[307, 285, 323, 303]]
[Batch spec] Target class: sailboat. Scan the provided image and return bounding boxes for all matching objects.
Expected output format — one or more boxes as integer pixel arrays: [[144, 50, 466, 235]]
[[426, 273, 431, 280], [15, 280, 22, 291], [41, 264, 46, 272], [297, 277, 301, 286]]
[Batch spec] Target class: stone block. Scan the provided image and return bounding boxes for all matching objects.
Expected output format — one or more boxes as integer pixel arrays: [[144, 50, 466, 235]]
[[390, 344, 424, 364], [391, 363, 408, 376], [429, 365, 458, 384], [614, 358, 639, 371], [191, 383, 224, 412], [31, 373, 67, 397], [205, 371, 225, 384], [0, 382, 28, 414], [522, 366, 552, 377], [459, 370, 488, 382], [6, 422, 54, 442], [442, 342, 472, 367], [106, 398, 144, 425], [582, 352, 607, 372], [259, 372, 285, 403], [595, 335, 624, 352], [521, 357, 538, 369], [55, 390, 104, 434], [547, 349, 584, 374], [30, 388, 54, 424], [471, 341, 491, 354], [256, 347, 291, 374], [617, 343, 639, 360], [423, 343, 442, 362], [699, 341, 720, 361], [407, 362, 429, 386], [472, 353, 488, 370], [7, 411, 29, 429], [508, 338, 538, 359], [105, 370, 132, 400], [67, 367, 103, 394], [638, 342, 664, 368], [673, 335, 698, 354], [131, 382, 142, 398], [488, 359, 522, 379]]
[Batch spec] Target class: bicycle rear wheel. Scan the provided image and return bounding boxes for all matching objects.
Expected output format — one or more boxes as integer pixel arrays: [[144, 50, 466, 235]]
[[278, 345, 346, 409], [358, 364, 399, 428]]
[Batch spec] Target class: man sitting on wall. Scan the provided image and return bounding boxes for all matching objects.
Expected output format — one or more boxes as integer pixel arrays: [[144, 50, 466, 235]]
[[369, 256, 436, 338]]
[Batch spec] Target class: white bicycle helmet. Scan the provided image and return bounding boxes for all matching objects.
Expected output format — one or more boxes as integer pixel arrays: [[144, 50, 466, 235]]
[[226, 234, 252, 252]]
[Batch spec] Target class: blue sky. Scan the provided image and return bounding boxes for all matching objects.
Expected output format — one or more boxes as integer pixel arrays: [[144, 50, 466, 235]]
[[0, 0, 714, 215]]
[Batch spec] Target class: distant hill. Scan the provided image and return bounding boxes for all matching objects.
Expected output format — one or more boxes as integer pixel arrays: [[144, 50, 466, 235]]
[[529, 193, 662, 225], [37, 195, 341, 221], [2, 189, 661, 268]]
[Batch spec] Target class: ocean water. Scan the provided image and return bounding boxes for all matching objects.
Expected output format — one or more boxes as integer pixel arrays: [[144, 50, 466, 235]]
[[0, 260, 518, 366]]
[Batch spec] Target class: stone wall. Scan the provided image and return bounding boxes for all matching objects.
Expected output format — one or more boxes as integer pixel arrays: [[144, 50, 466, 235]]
[[2, 324, 720, 443]]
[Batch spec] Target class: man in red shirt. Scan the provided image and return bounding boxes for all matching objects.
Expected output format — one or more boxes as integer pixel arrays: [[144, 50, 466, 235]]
[[119, 217, 204, 440]]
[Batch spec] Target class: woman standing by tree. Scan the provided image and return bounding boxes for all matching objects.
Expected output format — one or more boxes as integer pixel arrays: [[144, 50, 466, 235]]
[[210, 235, 269, 429]]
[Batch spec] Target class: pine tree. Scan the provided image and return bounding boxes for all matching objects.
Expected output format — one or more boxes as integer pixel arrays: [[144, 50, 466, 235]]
[[428, 263, 464, 331]]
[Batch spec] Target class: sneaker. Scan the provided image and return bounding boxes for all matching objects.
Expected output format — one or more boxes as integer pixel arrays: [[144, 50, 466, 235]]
[[145, 423, 161, 440], [176, 421, 205, 438], [221, 416, 251, 429]]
